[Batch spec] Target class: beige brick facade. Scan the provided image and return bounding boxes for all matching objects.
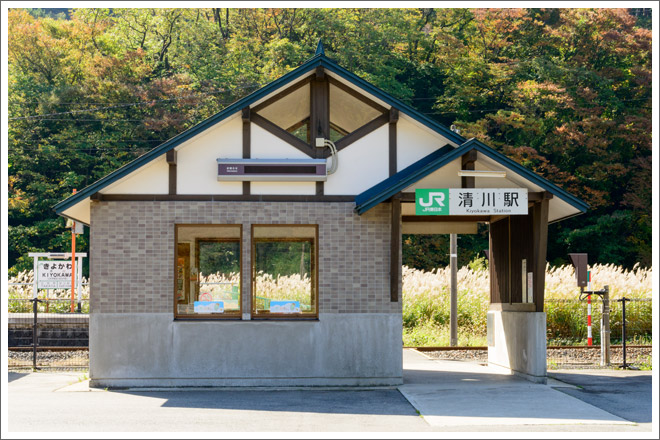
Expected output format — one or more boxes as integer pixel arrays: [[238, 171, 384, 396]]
[[90, 201, 401, 315]]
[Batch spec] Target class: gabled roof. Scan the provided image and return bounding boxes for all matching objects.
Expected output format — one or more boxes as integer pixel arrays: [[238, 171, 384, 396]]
[[54, 47, 466, 217], [354, 138, 589, 217]]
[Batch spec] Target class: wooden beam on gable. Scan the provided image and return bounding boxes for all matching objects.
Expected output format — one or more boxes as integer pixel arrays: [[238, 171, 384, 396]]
[[528, 191, 554, 201], [250, 113, 315, 157], [310, 67, 329, 195], [327, 112, 389, 157], [242, 107, 251, 195], [310, 67, 330, 150], [327, 76, 388, 114], [461, 150, 477, 189], [461, 149, 478, 167], [389, 108, 399, 176], [166, 150, 177, 195], [251, 74, 314, 113], [88, 194, 356, 202]]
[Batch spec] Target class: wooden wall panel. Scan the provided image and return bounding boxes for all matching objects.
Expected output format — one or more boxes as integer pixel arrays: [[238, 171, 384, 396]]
[[509, 210, 534, 304], [489, 217, 509, 304]]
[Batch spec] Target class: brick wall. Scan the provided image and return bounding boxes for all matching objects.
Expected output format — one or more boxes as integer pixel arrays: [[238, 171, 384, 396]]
[[89, 201, 400, 315]]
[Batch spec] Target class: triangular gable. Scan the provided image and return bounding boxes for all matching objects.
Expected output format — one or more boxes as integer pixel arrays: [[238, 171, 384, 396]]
[[54, 50, 466, 220], [355, 138, 588, 222]]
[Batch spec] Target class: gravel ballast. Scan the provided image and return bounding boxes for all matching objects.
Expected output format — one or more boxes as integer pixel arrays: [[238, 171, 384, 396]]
[[8, 346, 652, 371], [8, 349, 88, 370], [417, 346, 652, 369]]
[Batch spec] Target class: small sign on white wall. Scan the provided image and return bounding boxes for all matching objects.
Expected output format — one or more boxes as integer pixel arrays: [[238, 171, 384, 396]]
[[521, 259, 527, 302]]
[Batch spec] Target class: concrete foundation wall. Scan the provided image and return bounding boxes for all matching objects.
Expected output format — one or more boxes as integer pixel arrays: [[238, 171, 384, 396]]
[[487, 311, 547, 383], [89, 313, 402, 388]]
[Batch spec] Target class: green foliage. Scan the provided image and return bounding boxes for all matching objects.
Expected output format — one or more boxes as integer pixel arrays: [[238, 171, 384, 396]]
[[402, 224, 489, 272], [467, 256, 488, 272], [403, 320, 487, 347], [7, 8, 652, 274], [543, 299, 652, 346], [557, 211, 652, 268], [255, 241, 312, 278], [198, 241, 240, 276]]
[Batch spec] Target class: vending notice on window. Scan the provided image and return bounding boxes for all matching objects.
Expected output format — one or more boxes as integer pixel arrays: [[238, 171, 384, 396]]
[[416, 188, 528, 215], [37, 261, 73, 289], [269, 301, 301, 313], [194, 301, 225, 313]]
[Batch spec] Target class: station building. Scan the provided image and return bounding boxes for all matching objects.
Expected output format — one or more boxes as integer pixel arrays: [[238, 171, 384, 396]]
[[55, 43, 587, 387]]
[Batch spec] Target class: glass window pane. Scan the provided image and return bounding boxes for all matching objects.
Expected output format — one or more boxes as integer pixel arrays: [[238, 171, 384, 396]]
[[198, 240, 241, 312], [252, 226, 317, 317], [176, 225, 241, 317]]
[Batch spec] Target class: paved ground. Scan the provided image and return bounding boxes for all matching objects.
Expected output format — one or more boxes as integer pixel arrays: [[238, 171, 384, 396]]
[[548, 368, 653, 424], [5, 349, 655, 433], [7, 371, 431, 432], [400, 349, 652, 432]]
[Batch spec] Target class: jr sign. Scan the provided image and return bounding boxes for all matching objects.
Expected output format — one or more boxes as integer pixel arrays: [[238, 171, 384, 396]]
[[416, 188, 528, 215]]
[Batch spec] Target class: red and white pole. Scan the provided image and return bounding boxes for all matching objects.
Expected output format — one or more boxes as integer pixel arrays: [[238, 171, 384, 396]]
[[587, 294, 593, 346]]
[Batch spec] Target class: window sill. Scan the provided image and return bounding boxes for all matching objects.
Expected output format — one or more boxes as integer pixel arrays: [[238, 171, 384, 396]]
[[250, 316, 319, 321], [174, 316, 242, 321]]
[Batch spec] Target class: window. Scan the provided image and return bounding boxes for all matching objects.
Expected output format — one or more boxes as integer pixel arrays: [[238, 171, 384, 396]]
[[252, 225, 318, 318], [287, 118, 310, 143], [175, 225, 241, 318]]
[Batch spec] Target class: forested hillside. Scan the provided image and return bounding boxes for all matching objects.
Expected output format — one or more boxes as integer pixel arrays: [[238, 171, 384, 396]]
[[7, 8, 652, 274]]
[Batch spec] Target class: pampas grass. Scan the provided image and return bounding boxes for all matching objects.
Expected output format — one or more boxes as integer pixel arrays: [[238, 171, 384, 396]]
[[9, 264, 652, 345]]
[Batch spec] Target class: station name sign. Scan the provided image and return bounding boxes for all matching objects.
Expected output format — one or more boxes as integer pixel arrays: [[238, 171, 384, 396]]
[[37, 261, 73, 289], [415, 188, 528, 216]]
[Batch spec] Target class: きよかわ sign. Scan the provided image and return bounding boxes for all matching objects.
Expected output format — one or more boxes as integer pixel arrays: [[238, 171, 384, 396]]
[[415, 188, 528, 216], [37, 261, 74, 289]]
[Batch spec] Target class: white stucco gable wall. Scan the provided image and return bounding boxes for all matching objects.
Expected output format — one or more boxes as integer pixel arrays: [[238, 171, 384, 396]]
[[177, 114, 319, 195], [324, 125, 389, 195], [93, 95, 459, 198], [177, 114, 243, 195], [397, 114, 453, 171], [102, 155, 169, 195]]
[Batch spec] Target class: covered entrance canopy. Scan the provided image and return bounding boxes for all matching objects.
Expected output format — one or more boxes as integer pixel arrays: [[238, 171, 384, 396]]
[[355, 138, 588, 382]]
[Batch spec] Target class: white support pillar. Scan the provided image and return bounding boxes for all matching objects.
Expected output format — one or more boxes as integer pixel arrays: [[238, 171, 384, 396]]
[[77, 255, 84, 310], [450, 233, 458, 347], [32, 255, 38, 299]]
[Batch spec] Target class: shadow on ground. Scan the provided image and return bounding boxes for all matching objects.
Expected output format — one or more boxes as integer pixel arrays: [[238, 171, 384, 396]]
[[549, 371, 652, 423], [8, 372, 30, 383], [113, 389, 418, 416]]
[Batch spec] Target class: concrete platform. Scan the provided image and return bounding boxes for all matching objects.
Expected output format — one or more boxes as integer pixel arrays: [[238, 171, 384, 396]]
[[399, 349, 637, 428], [5, 349, 654, 433]]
